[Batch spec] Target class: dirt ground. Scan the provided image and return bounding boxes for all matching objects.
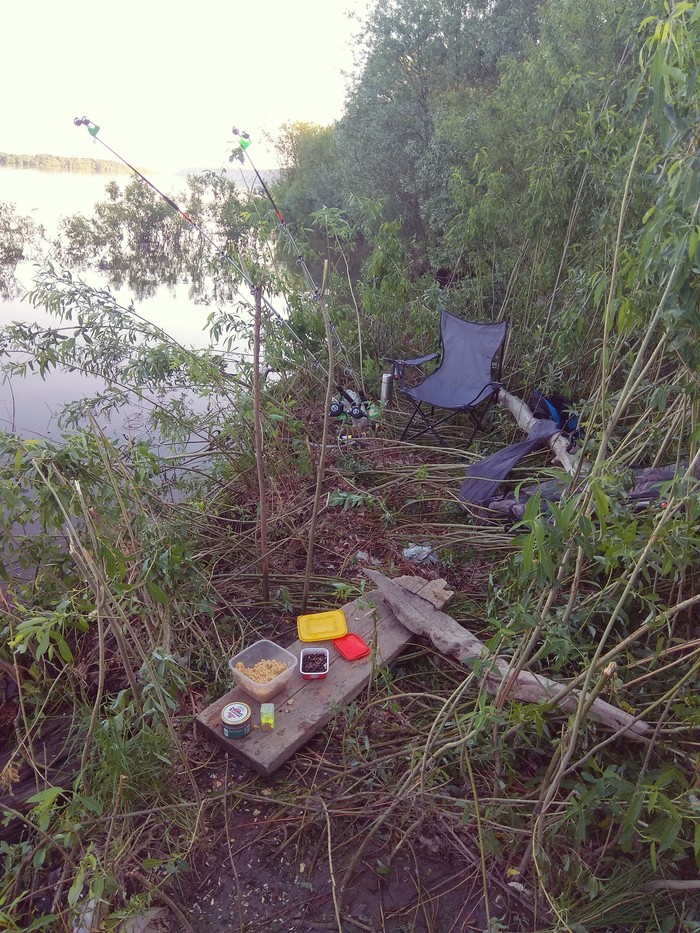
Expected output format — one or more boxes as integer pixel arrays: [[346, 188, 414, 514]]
[[183, 752, 492, 933]]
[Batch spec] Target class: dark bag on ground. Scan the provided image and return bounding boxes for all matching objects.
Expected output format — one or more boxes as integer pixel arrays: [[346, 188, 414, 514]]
[[530, 390, 580, 437]]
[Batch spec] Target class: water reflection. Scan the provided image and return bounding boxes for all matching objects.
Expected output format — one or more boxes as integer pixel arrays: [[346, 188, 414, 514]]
[[1, 168, 256, 441]]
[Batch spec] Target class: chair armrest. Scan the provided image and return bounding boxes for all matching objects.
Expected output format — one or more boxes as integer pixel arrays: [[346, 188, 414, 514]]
[[384, 352, 439, 367], [384, 352, 439, 381]]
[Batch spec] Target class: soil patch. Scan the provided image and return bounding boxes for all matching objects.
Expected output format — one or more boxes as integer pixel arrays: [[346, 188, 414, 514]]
[[186, 757, 491, 933]]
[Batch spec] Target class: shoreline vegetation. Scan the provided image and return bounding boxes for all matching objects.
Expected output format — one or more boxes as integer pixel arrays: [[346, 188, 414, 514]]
[[0, 152, 267, 185], [0, 0, 699, 930], [0, 152, 143, 175]]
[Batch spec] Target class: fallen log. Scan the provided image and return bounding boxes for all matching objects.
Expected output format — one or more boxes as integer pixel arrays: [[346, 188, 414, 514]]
[[497, 388, 577, 474], [365, 570, 648, 740]]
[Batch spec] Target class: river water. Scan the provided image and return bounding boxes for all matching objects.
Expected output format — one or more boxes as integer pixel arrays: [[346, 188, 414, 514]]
[[0, 168, 246, 442]]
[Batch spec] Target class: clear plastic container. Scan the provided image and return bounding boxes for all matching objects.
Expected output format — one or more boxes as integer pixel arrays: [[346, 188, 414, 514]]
[[228, 639, 296, 702]]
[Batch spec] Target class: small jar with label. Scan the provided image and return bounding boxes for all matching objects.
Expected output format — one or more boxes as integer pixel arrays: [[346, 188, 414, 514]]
[[221, 701, 252, 739]]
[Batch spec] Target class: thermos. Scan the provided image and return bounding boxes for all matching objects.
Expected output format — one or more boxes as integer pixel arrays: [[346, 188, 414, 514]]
[[380, 372, 393, 406]]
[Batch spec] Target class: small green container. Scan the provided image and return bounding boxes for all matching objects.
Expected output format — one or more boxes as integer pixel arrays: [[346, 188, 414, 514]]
[[221, 701, 252, 739], [260, 703, 275, 731]]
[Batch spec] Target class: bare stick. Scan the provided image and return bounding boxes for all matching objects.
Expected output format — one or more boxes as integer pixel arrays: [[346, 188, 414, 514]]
[[252, 283, 270, 602], [302, 262, 332, 612], [364, 571, 648, 739], [321, 799, 344, 933]]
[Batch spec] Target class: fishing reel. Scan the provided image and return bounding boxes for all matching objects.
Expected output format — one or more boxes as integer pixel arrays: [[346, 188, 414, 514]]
[[330, 397, 365, 420], [330, 386, 367, 421], [329, 387, 382, 433]]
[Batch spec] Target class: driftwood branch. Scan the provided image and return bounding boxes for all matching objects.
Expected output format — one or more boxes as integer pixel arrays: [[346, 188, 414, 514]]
[[498, 388, 576, 474], [366, 571, 648, 740]]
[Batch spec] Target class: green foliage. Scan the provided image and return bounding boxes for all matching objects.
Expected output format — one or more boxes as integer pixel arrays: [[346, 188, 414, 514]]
[[328, 489, 377, 510], [271, 122, 346, 220], [334, 0, 543, 239], [55, 172, 253, 301], [0, 201, 44, 300], [2, 1, 700, 928], [0, 264, 252, 444]]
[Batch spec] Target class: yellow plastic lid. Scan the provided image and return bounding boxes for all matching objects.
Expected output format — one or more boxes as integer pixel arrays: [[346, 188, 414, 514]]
[[297, 610, 347, 642]]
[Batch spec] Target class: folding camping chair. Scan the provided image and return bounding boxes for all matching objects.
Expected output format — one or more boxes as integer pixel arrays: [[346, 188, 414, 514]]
[[385, 311, 508, 447]]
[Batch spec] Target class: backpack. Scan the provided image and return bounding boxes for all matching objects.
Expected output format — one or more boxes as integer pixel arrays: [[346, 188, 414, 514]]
[[530, 390, 580, 437]]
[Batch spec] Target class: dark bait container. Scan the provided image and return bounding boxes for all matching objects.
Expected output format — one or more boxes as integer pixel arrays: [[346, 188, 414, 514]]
[[299, 646, 330, 680]]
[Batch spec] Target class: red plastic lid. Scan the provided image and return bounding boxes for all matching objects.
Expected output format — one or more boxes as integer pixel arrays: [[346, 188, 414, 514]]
[[333, 632, 370, 661]]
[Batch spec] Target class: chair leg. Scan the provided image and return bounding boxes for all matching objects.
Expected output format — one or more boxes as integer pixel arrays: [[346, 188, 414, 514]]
[[401, 401, 450, 446], [463, 392, 497, 447], [399, 404, 421, 441], [463, 417, 483, 449], [414, 420, 449, 447], [401, 391, 499, 448]]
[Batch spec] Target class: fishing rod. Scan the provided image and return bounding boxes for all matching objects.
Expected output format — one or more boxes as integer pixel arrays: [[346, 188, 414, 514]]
[[73, 116, 327, 374], [232, 127, 319, 299], [230, 126, 359, 387]]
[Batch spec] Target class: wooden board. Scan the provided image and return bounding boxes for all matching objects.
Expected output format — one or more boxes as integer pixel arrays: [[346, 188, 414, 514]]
[[195, 576, 452, 776]]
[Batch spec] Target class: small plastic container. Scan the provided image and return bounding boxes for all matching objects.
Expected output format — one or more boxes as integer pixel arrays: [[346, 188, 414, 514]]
[[334, 632, 370, 661], [299, 646, 330, 680], [297, 610, 347, 642], [229, 639, 296, 702], [260, 703, 275, 731]]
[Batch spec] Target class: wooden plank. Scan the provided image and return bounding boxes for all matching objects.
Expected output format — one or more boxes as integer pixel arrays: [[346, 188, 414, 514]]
[[195, 576, 451, 776], [365, 570, 649, 740]]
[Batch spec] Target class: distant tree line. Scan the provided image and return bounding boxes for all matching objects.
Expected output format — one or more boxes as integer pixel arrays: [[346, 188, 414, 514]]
[[0, 152, 133, 174]]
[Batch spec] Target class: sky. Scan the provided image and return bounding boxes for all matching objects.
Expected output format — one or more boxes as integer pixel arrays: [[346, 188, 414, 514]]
[[2, 0, 372, 172]]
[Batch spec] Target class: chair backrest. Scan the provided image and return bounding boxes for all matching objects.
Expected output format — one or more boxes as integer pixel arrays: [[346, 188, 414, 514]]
[[409, 311, 508, 409]]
